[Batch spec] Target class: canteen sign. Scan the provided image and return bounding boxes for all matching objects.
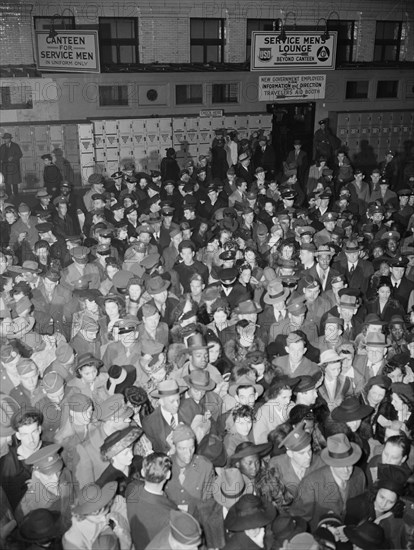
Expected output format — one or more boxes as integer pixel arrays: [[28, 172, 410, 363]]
[[251, 31, 336, 71], [258, 75, 327, 101], [35, 30, 100, 73]]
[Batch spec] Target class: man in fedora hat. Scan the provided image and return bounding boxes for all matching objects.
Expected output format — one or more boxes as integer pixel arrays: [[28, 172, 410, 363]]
[[223, 493, 276, 549], [0, 132, 22, 196], [142, 379, 187, 454], [307, 243, 340, 292], [353, 331, 388, 388], [256, 278, 289, 346], [144, 274, 179, 327], [179, 368, 222, 429], [334, 240, 373, 296], [300, 275, 332, 329], [291, 433, 366, 529], [164, 424, 215, 516], [174, 333, 227, 397]]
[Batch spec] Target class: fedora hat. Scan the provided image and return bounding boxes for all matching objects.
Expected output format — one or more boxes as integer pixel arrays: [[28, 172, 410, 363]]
[[388, 314, 406, 326], [184, 369, 216, 391], [318, 349, 343, 365], [224, 494, 276, 532], [264, 279, 289, 305], [9, 260, 41, 274], [233, 300, 262, 315], [363, 313, 386, 327], [365, 332, 387, 347], [344, 521, 386, 550], [228, 374, 264, 398], [145, 275, 170, 295], [315, 244, 335, 256], [186, 333, 213, 351], [331, 396, 374, 423], [150, 379, 187, 399], [344, 240, 362, 253], [229, 441, 272, 464], [213, 467, 253, 509], [18, 509, 62, 543], [321, 433, 362, 467], [73, 482, 117, 515]]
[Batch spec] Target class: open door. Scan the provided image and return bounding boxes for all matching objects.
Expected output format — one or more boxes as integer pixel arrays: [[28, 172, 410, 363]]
[[268, 102, 315, 170]]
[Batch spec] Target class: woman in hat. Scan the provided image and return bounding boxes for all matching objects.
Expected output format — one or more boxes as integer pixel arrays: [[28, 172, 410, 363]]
[[206, 297, 231, 337], [224, 319, 264, 365], [67, 354, 109, 407], [63, 481, 131, 550], [359, 375, 392, 443], [223, 493, 276, 550], [389, 383, 414, 436], [366, 276, 405, 323], [317, 350, 352, 412], [70, 289, 104, 340], [12, 508, 63, 550], [345, 465, 408, 548], [97, 426, 142, 496]]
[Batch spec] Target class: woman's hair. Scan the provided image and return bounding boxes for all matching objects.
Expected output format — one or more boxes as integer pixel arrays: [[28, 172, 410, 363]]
[[232, 404, 256, 423], [267, 383, 291, 401], [267, 421, 292, 447], [76, 363, 99, 379], [383, 361, 407, 378], [210, 298, 230, 317]]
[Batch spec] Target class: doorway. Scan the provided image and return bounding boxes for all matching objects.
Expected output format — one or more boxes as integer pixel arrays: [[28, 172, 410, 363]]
[[268, 102, 315, 169]]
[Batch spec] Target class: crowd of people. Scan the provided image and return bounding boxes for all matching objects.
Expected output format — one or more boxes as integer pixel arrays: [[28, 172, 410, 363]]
[[0, 123, 414, 550]]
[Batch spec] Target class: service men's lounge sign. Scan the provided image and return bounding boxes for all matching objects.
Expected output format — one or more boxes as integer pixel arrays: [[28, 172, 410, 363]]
[[251, 31, 336, 71], [35, 30, 100, 73]]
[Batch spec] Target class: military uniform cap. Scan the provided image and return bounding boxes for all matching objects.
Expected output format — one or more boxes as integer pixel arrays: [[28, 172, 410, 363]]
[[115, 317, 139, 333], [140, 253, 160, 270], [321, 211, 338, 223], [300, 243, 316, 252], [44, 270, 60, 282], [112, 269, 134, 289], [26, 443, 63, 474], [368, 204, 385, 215], [398, 188, 411, 196], [391, 256, 408, 268], [42, 372, 64, 394], [219, 249, 236, 261], [16, 359, 38, 377], [279, 425, 311, 452], [96, 227, 112, 238], [297, 226, 316, 236], [111, 201, 124, 211], [91, 193, 106, 202], [303, 275, 319, 289], [287, 296, 307, 315], [331, 274, 346, 286], [53, 196, 68, 206], [136, 224, 154, 235], [111, 171, 123, 179]]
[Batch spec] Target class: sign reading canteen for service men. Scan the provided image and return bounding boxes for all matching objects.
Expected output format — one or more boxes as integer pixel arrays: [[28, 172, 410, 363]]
[[35, 30, 100, 73], [258, 75, 327, 101], [251, 31, 337, 71]]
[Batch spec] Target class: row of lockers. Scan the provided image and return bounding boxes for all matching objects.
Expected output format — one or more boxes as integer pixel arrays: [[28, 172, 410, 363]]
[[338, 112, 414, 127], [78, 115, 273, 179]]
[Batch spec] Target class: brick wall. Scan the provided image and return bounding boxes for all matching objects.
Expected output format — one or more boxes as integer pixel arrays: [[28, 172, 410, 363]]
[[3, 0, 414, 65]]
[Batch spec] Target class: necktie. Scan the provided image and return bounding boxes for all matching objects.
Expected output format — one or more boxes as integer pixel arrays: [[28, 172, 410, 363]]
[[350, 265, 355, 275], [179, 467, 186, 485], [170, 416, 177, 430]]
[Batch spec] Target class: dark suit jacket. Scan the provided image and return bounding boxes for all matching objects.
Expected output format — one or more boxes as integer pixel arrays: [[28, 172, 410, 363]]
[[220, 282, 251, 310], [366, 297, 405, 323], [290, 464, 366, 530], [303, 264, 340, 293], [141, 407, 185, 453], [334, 258, 374, 297], [223, 530, 263, 550], [392, 277, 414, 311]]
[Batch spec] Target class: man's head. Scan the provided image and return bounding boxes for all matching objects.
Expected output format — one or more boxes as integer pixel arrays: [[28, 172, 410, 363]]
[[12, 409, 43, 453], [173, 424, 196, 466], [285, 333, 306, 364], [141, 452, 172, 484], [381, 435, 410, 466]]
